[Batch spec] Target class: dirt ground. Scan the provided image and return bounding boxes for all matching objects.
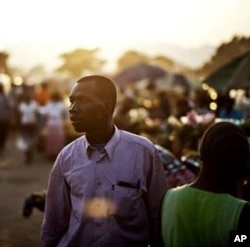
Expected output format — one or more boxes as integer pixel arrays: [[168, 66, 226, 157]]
[[0, 133, 53, 247]]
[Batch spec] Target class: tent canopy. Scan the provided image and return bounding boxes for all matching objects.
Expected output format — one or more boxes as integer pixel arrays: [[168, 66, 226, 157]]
[[203, 51, 250, 92]]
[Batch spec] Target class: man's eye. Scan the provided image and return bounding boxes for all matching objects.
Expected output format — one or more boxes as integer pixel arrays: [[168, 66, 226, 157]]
[[79, 98, 89, 103]]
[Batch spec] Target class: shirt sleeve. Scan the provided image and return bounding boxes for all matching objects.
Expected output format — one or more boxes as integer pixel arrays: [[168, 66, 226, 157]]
[[146, 146, 168, 247], [146, 146, 168, 217], [40, 153, 71, 247]]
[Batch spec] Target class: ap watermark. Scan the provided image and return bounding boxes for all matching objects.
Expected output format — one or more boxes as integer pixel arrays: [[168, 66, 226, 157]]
[[230, 232, 249, 246]]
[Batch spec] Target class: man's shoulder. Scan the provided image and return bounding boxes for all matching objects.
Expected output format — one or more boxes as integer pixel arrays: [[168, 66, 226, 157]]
[[60, 135, 85, 153], [119, 129, 155, 149]]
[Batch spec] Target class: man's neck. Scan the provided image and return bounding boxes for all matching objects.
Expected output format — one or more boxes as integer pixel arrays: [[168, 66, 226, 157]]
[[86, 124, 115, 145]]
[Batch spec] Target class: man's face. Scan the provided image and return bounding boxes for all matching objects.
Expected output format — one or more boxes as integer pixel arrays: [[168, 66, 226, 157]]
[[68, 82, 106, 133]]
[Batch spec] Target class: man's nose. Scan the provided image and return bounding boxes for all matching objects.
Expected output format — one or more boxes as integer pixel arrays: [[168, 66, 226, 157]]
[[69, 102, 77, 112]]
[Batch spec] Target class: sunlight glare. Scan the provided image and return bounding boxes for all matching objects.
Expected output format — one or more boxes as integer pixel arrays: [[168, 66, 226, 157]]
[[83, 197, 115, 218]]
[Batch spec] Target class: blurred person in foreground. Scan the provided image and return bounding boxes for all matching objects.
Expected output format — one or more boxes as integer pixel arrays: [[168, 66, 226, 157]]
[[41, 75, 168, 247], [161, 121, 250, 247]]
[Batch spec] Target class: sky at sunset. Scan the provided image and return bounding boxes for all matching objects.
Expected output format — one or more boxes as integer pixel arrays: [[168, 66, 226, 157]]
[[1, 0, 250, 72]]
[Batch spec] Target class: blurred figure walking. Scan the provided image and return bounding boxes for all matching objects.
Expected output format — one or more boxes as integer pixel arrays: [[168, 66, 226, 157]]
[[34, 81, 51, 152], [44, 91, 67, 160], [0, 83, 11, 153], [18, 91, 38, 164]]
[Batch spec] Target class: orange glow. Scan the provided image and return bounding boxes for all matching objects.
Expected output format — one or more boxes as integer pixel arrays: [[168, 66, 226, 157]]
[[83, 197, 116, 218]]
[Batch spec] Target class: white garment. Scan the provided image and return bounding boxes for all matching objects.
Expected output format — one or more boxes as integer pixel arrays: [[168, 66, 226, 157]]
[[19, 100, 38, 124], [45, 101, 66, 121]]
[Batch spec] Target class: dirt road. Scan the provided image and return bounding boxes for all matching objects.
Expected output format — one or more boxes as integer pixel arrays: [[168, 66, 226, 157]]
[[0, 133, 53, 247]]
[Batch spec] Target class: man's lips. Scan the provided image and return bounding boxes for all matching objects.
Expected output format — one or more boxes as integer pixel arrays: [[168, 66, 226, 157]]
[[70, 114, 79, 121], [70, 119, 81, 123], [70, 117, 81, 124]]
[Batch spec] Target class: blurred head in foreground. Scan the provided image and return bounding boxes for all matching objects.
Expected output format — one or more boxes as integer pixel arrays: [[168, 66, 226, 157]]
[[198, 121, 249, 193]]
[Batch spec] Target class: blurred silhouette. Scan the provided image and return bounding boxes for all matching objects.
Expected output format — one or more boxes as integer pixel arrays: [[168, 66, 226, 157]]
[[34, 82, 51, 151], [0, 83, 11, 153], [217, 93, 243, 122], [34, 81, 51, 106], [164, 96, 193, 157], [193, 88, 212, 115], [22, 190, 47, 218], [17, 89, 38, 164], [147, 90, 172, 121], [113, 96, 139, 133], [44, 91, 67, 160]]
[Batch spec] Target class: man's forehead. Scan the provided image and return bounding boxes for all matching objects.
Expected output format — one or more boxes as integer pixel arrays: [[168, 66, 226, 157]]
[[70, 81, 98, 97], [73, 81, 95, 91]]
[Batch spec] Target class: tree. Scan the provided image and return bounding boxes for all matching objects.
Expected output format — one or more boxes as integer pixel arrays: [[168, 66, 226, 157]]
[[117, 50, 149, 70], [0, 52, 11, 76], [196, 35, 250, 77], [151, 55, 174, 69], [151, 55, 189, 73], [56, 48, 106, 77]]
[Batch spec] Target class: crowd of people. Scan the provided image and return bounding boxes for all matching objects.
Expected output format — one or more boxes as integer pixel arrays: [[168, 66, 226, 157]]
[[1, 73, 250, 246], [2, 74, 250, 164], [0, 81, 69, 164], [113, 83, 249, 159], [39, 75, 249, 247]]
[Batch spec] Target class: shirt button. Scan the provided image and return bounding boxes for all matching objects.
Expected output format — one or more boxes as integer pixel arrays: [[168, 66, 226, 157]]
[[97, 181, 102, 186]]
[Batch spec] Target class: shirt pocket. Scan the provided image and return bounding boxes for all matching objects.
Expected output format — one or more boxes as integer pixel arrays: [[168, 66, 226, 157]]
[[110, 185, 142, 218]]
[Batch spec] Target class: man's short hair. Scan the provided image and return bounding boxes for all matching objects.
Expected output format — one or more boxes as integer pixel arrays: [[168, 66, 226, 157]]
[[77, 75, 117, 113]]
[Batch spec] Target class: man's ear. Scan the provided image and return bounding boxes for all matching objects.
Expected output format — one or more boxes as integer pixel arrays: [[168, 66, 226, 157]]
[[102, 100, 113, 114]]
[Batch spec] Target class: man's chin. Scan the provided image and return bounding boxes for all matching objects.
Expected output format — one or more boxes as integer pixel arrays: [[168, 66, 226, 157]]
[[72, 124, 85, 133]]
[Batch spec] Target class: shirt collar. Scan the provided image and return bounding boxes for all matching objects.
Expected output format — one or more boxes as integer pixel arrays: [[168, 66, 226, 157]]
[[84, 125, 120, 161]]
